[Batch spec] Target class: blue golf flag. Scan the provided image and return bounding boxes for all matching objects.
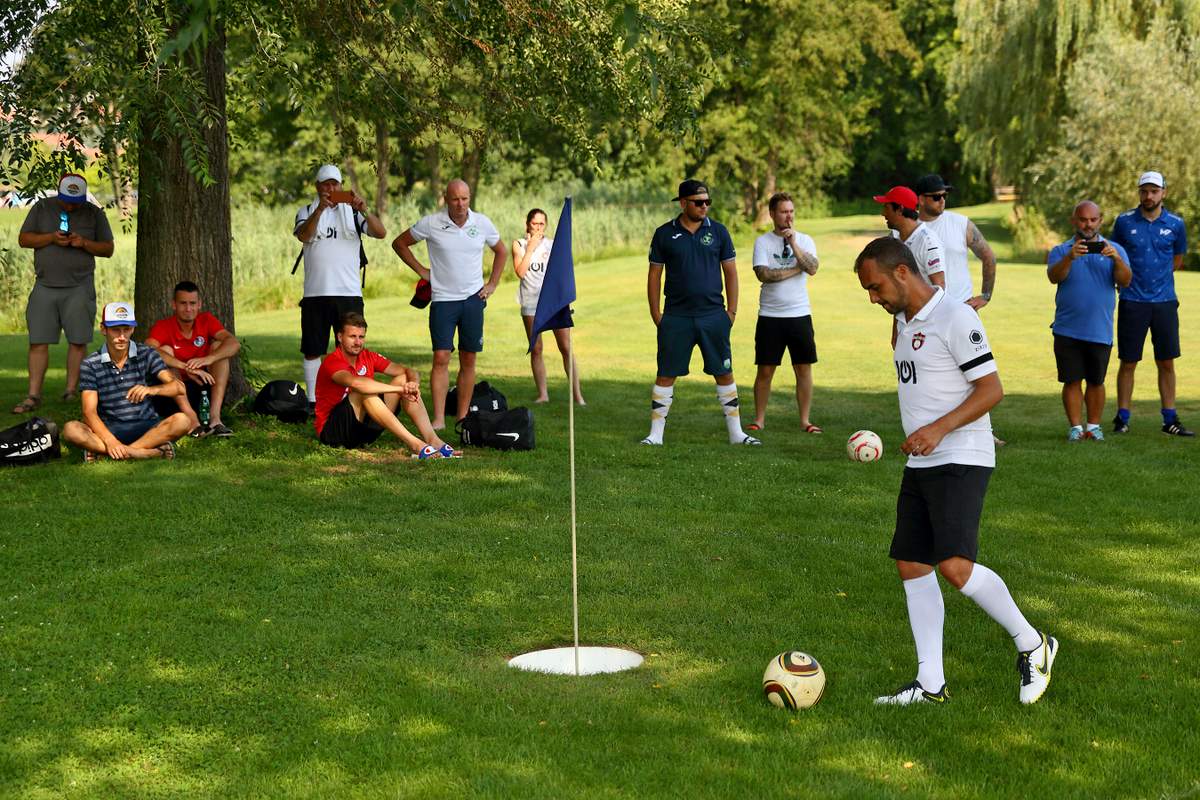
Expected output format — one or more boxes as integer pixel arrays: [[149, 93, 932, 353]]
[[528, 197, 575, 352]]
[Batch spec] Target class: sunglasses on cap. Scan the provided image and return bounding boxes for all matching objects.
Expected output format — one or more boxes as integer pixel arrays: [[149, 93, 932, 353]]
[[687, 198, 712, 207], [923, 193, 948, 201]]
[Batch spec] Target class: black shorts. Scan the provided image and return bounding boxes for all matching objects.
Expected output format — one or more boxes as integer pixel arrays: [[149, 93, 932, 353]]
[[890, 464, 993, 565], [1053, 335, 1111, 385], [318, 396, 383, 449], [755, 315, 817, 366], [1117, 299, 1180, 362], [657, 310, 733, 377], [151, 377, 209, 418], [300, 296, 364, 358]]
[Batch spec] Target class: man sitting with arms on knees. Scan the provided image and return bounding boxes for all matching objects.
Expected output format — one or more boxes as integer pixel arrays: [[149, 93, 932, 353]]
[[314, 312, 459, 459], [146, 280, 241, 438], [63, 302, 191, 461]]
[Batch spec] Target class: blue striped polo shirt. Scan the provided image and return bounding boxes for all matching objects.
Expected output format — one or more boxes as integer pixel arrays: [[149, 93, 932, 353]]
[[79, 342, 168, 425]]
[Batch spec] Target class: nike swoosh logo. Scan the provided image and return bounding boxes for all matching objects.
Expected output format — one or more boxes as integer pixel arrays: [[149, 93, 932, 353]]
[[288, 385, 299, 395], [497, 433, 520, 440], [671, 233, 683, 239]]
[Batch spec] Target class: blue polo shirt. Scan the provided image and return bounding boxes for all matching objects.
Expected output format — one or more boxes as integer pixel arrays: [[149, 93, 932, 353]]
[[1108, 207, 1187, 303], [1047, 237, 1129, 346], [649, 216, 736, 316], [79, 342, 169, 425]]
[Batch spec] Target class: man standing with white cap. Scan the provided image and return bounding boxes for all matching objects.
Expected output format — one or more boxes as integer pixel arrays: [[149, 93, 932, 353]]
[[14, 173, 114, 414], [1107, 171, 1192, 436], [294, 164, 387, 410]]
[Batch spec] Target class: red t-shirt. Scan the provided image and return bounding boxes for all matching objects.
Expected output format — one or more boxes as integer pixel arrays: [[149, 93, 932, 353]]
[[314, 348, 391, 434], [147, 312, 226, 362]]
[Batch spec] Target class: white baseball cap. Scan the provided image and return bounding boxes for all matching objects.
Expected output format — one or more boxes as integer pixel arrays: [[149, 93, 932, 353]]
[[102, 302, 137, 328], [58, 173, 88, 204], [1138, 171, 1164, 188], [315, 164, 342, 183]]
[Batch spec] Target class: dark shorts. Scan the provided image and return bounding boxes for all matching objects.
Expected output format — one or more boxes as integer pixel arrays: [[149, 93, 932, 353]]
[[755, 315, 817, 366], [657, 310, 732, 378], [1053, 335, 1111, 385], [26, 280, 96, 345], [300, 296, 364, 358], [105, 416, 161, 445], [430, 295, 486, 353], [319, 396, 383, 449], [151, 378, 208, 418], [1117, 299, 1180, 362], [890, 464, 993, 565]]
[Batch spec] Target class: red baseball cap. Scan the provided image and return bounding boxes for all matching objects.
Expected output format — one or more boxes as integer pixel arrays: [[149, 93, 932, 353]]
[[872, 186, 918, 211]]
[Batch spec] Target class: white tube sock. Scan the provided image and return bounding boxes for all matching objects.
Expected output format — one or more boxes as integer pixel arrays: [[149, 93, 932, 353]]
[[903, 572, 946, 691], [303, 357, 321, 403], [960, 563, 1040, 652], [716, 382, 746, 443], [646, 385, 673, 444]]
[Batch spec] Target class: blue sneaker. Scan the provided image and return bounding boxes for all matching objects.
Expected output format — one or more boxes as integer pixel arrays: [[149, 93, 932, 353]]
[[1085, 427, 1105, 442], [1067, 427, 1084, 442]]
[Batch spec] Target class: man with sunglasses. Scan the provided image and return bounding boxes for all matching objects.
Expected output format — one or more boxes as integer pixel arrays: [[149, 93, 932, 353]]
[[14, 174, 114, 415], [915, 174, 997, 311], [643, 180, 759, 446]]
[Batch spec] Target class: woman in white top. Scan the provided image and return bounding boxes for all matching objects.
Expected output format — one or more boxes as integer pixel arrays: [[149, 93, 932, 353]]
[[513, 208, 585, 405]]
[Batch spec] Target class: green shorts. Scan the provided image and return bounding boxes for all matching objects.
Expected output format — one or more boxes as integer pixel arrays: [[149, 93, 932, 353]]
[[26, 280, 96, 345], [657, 310, 733, 378]]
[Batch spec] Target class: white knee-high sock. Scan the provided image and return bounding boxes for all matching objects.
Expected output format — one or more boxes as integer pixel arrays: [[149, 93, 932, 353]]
[[960, 563, 1040, 652], [303, 357, 321, 403], [646, 385, 673, 443], [903, 572, 946, 690], [716, 382, 746, 443]]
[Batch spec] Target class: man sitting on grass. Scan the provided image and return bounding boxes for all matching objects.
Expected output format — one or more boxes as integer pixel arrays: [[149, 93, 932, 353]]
[[314, 312, 458, 459], [146, 280, 241, 438], [62, 302, 191, 461]]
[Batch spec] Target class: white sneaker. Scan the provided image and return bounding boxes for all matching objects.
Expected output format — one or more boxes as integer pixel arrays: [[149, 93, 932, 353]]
[[874, 679, 948, 706], [1017, 631, 1058, 705], [639, 437, 662, 446], [735, 434, 762, 446]]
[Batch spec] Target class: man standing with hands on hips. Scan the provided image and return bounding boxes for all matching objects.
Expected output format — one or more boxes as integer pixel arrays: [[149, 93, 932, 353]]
[[1107, 171, 1192, 436], [642, 179, 759, 447], [392, 179, 506, 429]]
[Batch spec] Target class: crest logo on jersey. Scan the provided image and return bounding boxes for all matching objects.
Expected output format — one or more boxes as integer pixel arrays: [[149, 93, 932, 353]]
[[466, 226, 478, 238], [193, 336, 206, 347], [912, 332, 925, 350], [700, 231, 714, 246], [969, 330, 984, 345], [357, 365, 367, 376]]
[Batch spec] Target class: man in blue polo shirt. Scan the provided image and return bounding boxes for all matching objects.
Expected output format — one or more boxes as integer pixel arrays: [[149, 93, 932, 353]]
[[1047, 201, 1131, 442], [1108, 171, 1192, 436], [641, 179, 759, 446], [62, 302, 191, 461]]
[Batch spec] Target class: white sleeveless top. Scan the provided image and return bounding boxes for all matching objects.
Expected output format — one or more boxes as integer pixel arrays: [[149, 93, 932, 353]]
[[516, 236, 554, 310], [923, 210, 973, 303]]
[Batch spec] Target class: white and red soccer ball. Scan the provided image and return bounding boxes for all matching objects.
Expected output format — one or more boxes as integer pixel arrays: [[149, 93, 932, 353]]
[[846, 430, 883, 462]]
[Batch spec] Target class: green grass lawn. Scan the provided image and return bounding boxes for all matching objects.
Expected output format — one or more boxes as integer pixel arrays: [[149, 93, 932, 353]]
[[2, 203, 1198, 798]]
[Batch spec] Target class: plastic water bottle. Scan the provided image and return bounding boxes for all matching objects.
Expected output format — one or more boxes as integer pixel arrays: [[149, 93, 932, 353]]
[[200, 390, 210, 426]]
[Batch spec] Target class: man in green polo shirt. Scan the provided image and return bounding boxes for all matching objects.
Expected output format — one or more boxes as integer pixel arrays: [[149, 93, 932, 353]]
[[642, 179, 759, 446]]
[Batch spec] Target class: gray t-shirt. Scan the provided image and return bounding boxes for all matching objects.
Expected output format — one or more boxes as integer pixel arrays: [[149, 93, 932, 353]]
[[19, 198, 114, 288]]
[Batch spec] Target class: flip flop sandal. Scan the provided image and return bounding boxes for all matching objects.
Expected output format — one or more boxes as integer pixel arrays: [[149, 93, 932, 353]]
[[158, 442, 176, 460], [61, 390, 79, 402], [804, 424, 824, 434], [746, 423, 764, 431], [12, 395, 41, 414]]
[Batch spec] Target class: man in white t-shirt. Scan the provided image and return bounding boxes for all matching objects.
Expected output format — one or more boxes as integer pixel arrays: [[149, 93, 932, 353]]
[[392, 179, 507, 428], [293, 164, 387, 407], [749, 192, 821, 433], [854, 236, 1057, 708], [873, 186, 945, 289], [914, 174, 997, 309]]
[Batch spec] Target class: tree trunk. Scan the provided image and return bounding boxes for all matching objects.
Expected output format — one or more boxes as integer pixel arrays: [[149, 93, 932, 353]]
[[135, 26, 248, 403], [461, 137, 484, 192], [373, 120, 390, 215], [754, 155, 777, 228], [425, 142, 442, 205]]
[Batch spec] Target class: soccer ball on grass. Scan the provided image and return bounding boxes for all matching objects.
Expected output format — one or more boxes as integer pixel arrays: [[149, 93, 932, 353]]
[[762, 651, 826, 710], [846, 430, 883, 462]]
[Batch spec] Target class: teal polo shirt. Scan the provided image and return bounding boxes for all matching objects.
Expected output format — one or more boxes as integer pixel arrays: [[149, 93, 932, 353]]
[[649, 216, 736, 317]]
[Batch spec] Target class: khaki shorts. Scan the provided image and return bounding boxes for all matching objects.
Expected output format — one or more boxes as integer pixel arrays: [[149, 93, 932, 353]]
[[26, 280, 96, 345]]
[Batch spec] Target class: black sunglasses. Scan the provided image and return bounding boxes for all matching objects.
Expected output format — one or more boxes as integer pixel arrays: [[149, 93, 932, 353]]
[[688, 198, 712, 207], [924, 193, 948, 201]]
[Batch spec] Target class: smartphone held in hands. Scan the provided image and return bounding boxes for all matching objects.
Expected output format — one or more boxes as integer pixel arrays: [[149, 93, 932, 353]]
[[329, 191, 355, 205], [1083, 240, 1106, 254]]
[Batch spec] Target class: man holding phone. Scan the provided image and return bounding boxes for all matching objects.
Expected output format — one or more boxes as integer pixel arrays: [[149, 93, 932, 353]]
[[1047, 201, 1131, 441], [294, 164, 387, 410]]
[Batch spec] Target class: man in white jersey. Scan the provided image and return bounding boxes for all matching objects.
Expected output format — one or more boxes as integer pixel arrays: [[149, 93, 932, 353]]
[[749, 192, 821, 433], [392, 179, 507, 428], [854, 236, 1057, 707], [873, 186, 945, 289], [294, 164, 387, 409], [915, 174, 997, 309]]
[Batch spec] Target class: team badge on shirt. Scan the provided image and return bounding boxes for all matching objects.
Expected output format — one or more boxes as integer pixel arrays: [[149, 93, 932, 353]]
[[700, 231, 714, 246], [467, 226, 478, 238], [193, 336, 206, 347], [357, 365, 367, 376], [912, 332, 925, 350], [969, 330, 984, 345]]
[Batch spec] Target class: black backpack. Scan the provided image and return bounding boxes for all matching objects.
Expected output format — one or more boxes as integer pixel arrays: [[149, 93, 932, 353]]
[[0, 416, 61, 466], [253, 380, 309, 423], [456, 407, 535, 451], [446, 381, 508, 415]]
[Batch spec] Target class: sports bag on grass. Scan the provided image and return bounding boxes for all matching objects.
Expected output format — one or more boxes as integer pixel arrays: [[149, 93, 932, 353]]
[[253, 380, 309, 423], [446, 381, 508, 415], [0, 416, 61, 466], [456, 407, 535, 451]]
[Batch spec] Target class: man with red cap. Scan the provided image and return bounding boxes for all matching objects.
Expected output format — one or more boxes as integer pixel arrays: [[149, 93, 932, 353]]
[[14, 174, 114, 414], [874, 186, 946, 290]]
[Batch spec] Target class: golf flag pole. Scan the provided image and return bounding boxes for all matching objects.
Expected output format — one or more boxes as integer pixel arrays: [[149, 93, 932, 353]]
[[528, 198, 579, 674]]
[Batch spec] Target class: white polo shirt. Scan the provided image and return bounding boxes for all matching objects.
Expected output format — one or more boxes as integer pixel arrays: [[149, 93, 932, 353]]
[[752, 230, 817, 317], [410, 209, 501, 302], [892, 222, 945, 285], [894, 288, 997, 468], [923, 210, 973, 303], [294, 202, 366, 298]]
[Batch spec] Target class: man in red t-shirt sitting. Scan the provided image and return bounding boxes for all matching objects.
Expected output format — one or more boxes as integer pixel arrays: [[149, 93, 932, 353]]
[[147, 281, 242, 437], [315, 312, 458, 458]]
